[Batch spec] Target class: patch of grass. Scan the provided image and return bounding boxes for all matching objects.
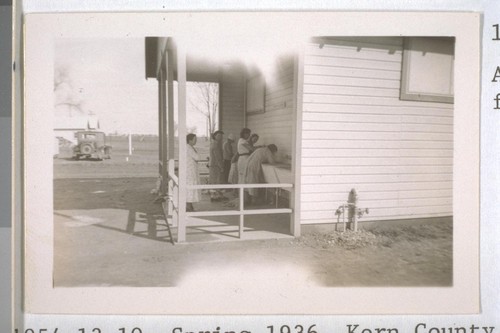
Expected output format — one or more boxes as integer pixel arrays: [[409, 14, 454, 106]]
[[299, 229, 378, 250], [370, 223, 452, 242], [298, 222, 452, 251]]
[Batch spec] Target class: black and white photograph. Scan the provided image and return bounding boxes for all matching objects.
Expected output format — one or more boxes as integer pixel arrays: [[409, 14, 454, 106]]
[[22, 11, 480, 315], [52, 35, 454, 288]]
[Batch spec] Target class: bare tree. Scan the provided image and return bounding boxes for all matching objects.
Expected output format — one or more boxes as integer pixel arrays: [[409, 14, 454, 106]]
[[189, 82, 219, 136]]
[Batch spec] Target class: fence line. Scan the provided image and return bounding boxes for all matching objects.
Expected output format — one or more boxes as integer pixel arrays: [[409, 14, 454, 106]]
[[187, 183, 293, 190], [185, 182, 293, 239], [164, 157, 294, 241]]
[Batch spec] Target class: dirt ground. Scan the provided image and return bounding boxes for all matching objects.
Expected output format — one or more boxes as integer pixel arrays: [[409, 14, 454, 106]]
[[53, 137, 452, 287]]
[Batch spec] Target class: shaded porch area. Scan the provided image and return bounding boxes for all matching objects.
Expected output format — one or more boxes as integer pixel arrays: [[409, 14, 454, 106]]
[[145, 36, 300, 243]]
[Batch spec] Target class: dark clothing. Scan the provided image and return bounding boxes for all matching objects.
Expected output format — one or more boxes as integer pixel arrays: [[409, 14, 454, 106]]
[[209, 140, 224, 184], [223, 140, 234, 161], [223, 159, 232, 184], [222, 140, 234, 184]]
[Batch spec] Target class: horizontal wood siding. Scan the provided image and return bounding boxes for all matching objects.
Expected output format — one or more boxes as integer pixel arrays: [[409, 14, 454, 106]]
[[247, 56, 294, 158], [301, 37, 453, 224], [220, 65, 245, 141]]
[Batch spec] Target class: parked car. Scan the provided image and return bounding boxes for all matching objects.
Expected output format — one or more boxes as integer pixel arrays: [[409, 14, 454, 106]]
[[72, 130, 112, 160]]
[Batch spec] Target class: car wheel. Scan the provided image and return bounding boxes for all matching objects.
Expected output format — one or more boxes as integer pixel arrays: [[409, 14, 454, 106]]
[[80, 144, 93, 155]]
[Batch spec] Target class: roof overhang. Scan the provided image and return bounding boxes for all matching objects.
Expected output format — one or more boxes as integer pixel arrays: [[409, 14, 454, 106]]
[[145, 37, 249, 83], [145, 37, 159, 79]]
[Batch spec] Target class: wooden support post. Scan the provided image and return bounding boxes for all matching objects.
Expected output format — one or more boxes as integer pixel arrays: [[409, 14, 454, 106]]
[[176, 42, 187, 243], [166, 40, 176, 227], [239, 186, 244, 239], [157, 74, 163, 186], [291, 49, 304, 237], [167, 45, 175, 160], [160, 65, 168, 195]]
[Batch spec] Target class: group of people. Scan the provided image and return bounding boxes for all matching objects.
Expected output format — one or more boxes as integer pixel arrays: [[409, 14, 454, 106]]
[[186, 128, 278, 211]]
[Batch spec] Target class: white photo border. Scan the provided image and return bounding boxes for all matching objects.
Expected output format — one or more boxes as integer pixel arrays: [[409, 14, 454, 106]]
[[23, 11, 480, 315]]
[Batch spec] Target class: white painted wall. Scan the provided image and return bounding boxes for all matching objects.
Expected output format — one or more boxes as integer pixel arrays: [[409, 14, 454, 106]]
[[301, 37, 453, 224], [246, 56, 294, 158], [220, 64, 246, 142]]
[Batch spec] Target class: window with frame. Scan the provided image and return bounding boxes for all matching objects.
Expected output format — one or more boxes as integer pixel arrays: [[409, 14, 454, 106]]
[[400, 37, 455, 104]]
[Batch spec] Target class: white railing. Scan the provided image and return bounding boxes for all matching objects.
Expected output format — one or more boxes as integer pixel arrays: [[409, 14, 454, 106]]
[[186, 183, 293, 239], [161, 158, 293, 241]]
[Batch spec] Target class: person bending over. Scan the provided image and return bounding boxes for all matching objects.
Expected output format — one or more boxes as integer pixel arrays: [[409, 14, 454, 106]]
[[244, 144, 278, 205]]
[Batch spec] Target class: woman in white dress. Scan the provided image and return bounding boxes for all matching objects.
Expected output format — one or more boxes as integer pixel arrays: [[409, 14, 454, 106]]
[[186, 133, 200, 212]]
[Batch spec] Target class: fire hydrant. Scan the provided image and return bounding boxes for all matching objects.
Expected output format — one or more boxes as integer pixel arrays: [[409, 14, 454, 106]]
[[335, 188, 369, 231]]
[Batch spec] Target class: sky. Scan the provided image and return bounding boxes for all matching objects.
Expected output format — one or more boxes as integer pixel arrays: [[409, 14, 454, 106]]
[[54, 34, 300, 135], [54, 38, 212, 135]]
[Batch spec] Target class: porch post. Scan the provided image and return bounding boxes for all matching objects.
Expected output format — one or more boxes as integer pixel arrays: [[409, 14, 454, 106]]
[[167, 47, 175, 161], [159, 62, 168, 195], [157, 72, 162, 187], [176, 43, 188, 243], [166, 40, 176, 227], [291, 49, 304, 237], [157, 71, 164, 178]]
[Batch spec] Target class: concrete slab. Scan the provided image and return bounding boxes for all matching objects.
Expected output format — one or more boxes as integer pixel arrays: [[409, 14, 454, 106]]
[[182, 214, 293, 243]]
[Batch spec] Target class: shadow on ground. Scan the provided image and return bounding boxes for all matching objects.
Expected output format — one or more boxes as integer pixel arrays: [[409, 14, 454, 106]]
[[54, 177, 171, 243]]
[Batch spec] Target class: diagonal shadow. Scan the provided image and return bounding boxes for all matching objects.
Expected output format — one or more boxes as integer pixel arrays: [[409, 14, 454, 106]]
[[54, 177, 174, 243]]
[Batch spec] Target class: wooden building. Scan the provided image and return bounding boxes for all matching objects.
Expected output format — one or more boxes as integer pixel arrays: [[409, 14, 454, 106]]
[[301, 37, 454, 224], [145, 36, 454, 242]]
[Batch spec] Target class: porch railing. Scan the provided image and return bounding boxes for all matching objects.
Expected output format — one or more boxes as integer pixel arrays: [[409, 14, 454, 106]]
[[186, 183, 293, 239], [162, 158, 293, 242]]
